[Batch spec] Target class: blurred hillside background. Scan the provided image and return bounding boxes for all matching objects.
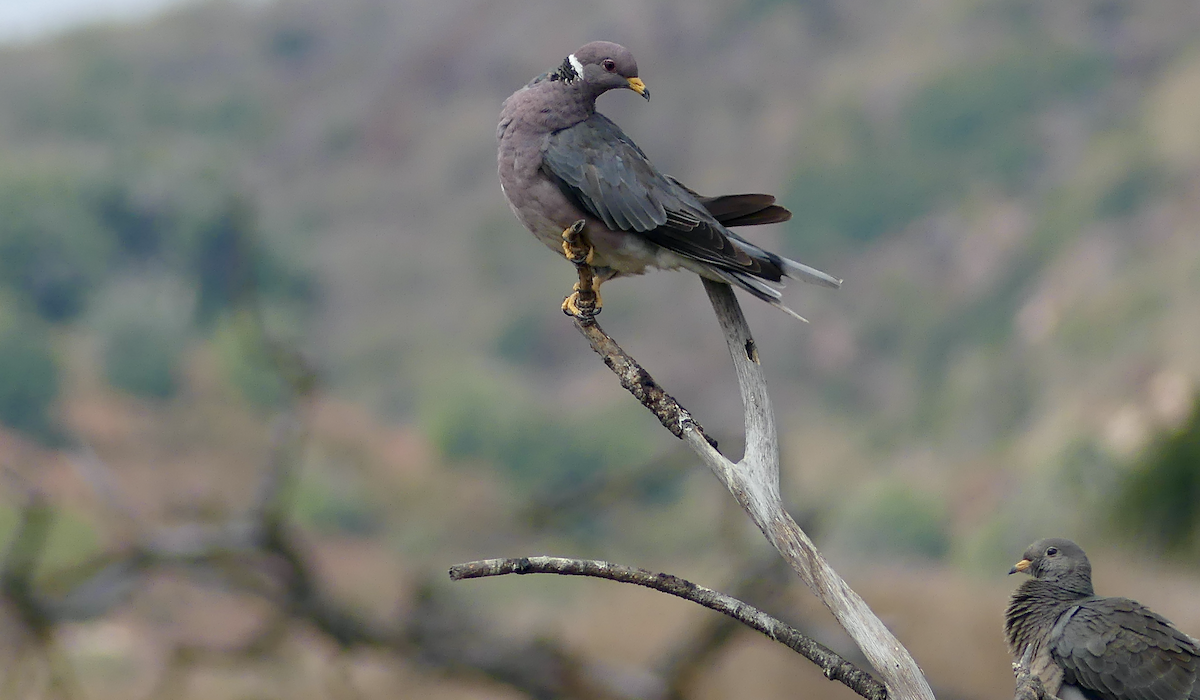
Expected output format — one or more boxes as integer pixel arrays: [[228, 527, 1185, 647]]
[[2, 0, 1200, 698]]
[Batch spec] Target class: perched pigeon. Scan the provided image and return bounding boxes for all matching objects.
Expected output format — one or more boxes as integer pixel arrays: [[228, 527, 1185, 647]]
[[1005, 538, 1200, 700], [497, 41, 840, 319]]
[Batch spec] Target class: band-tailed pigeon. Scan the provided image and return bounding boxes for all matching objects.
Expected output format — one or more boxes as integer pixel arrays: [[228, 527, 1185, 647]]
[[497, 41, 840, 319], [1005, 538, 1200, 700]]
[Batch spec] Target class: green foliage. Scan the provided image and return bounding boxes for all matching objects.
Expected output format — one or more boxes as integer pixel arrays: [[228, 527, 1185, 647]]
[[957, 506, 1053, 577], [423, 370, 652, 490], [491, 310, 575, 370], [41, 507, 104, 574], [493, 312, 544, 365], [0, 502, 104, 582], [188, 197, 257, 325], [268, 26, 320, 64], [903, 45, 1105, 178], [104, 323, 181, 399], [1095, 162, 1163, 219], [19, 34, 265, 143], [212, 314, 289, 410], [0, 309, 61, 442], [0, 169, 114, 322], [92, 180, 166, 260], [786, 44, 1108, 247], [1115, 399, 1200, 553], [292, 462, 382, 537], [0, 159, 315, 405], [91, 274, 192, 400], [787, 111, 941, 246], [1057, 437, 1120, 510], [180, 196, 315, 327], [0, 164, 316, 335], [834, 483, 951, 561]]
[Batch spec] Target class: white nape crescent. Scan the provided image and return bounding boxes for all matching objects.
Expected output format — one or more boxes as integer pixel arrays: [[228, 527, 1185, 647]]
[[568, 54, 584, 79]]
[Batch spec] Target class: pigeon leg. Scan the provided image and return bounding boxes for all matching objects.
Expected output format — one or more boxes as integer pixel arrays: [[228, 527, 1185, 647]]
[[560, 220, 601, 318], [560, 220, 590, 263]]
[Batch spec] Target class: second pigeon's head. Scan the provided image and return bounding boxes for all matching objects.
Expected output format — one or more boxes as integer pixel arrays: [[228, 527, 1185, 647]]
[[1009, 538, 1094, 591], [562, 41, 649, 101]]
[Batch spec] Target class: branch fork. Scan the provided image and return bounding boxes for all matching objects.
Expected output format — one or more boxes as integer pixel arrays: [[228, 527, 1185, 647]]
[[454, 221, 935, 700]]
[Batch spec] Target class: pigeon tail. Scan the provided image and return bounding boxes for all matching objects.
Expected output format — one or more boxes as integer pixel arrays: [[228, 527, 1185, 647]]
[[724, 231, 841, 290], [778, 255, 842, 289], [716, 270, 809, 323]]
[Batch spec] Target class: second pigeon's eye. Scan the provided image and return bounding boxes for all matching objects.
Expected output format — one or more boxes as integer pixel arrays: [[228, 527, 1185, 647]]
[[1046, 547, 1059, 556], [603, 59, 616, 72]]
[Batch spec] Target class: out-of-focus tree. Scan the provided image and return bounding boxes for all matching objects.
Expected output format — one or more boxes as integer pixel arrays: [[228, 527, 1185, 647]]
[[90, 273, 193, 400], [1116, 398, 1200, 553], [0, 308, 59, 442], [786, 42, 1108, 248]]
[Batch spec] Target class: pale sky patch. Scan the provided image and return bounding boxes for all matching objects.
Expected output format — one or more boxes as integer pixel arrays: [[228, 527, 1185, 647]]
[[0, 0, 199, 42]]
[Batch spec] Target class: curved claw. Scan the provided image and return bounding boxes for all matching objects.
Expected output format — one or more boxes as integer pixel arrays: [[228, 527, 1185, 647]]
[[562, 282, 603, 318], [562, 291, 583, 316], [561, 220, 590, 264]]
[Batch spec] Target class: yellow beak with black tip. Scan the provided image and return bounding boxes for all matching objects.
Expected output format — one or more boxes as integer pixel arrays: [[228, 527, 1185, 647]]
[[1008, 559, 1032, 575], [627, 77, 649, 101]]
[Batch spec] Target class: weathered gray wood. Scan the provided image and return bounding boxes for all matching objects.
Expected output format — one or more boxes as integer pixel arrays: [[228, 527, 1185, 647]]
[[451, 555, 887, 700], [536, 224, 936, 699], [681, 279, 935, 700]]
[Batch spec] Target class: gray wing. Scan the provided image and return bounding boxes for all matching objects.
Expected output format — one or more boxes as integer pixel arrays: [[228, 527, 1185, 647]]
[[1051, 599, 1200, 700], [540, 113, 784, 282]]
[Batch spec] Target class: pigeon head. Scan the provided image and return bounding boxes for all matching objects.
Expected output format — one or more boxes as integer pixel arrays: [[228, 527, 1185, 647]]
[[1009, 538, 1094, 592], [560, 41, 649, 101]]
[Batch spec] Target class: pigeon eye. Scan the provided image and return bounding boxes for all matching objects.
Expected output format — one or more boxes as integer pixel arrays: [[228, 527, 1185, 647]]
[[1046, 547, 1058, 556], [602, 59, 616, 72]]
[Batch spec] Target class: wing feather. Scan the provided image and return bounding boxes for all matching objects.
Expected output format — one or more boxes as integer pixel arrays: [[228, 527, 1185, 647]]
[[541, 113, 781, 280], [1051, 599, 1200, 700]]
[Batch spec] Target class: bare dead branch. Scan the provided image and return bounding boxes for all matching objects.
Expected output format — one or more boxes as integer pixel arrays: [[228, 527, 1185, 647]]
[[4, 210, 657, 700], [251, 411, 306, 525], [0, 494, 81, 699], [562, 224, 717, 449], [1012, 645, 1051, 700], [693, 279, 933, 699], [68, 445, 141, 531], [549, 225, 935, 700], [1, 493, 54, 633], [450, 556, 886, 700]]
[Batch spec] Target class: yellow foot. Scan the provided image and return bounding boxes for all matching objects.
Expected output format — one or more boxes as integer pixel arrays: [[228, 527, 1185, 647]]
[[560, 220, 591, 264], [561, 282, 603, 317]]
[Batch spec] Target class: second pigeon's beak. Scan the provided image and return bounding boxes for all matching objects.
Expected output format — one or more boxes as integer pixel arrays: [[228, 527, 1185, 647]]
[[1008, 559, 1032, 575], [627, 77, 650, 101]]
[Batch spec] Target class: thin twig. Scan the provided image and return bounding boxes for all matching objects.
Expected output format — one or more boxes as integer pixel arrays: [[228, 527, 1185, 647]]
[[562, 221, 716, 448], [451, 556, 886, 700], [0, 494, 80, 699], [1, 493, 54, 632], [68, 445, 140, 530]]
